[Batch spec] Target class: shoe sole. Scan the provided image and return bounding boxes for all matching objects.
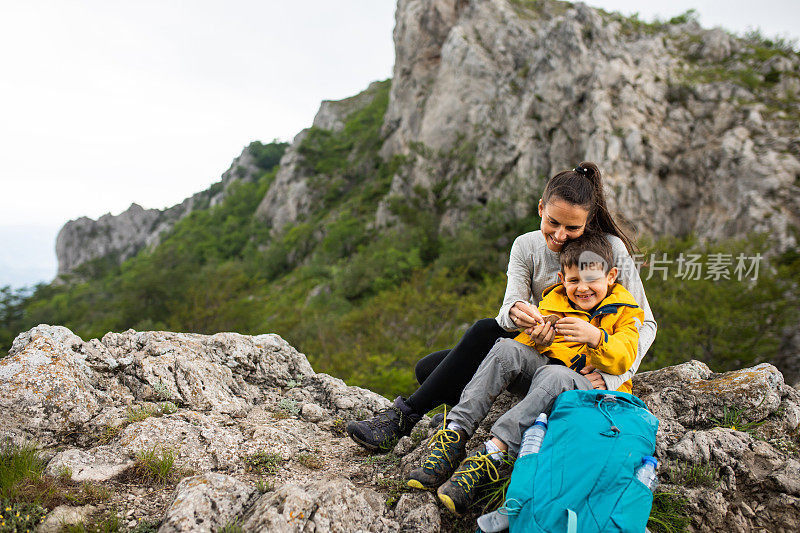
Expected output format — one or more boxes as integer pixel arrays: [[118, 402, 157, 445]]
[[437, 492, 462, 516], [347, 431, 393, 454]]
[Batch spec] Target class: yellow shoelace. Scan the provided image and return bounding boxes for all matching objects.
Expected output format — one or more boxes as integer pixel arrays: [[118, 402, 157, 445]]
[[454, 452, 501, 492], [423, 406, 464, 470], [423, 427, 464, 470]]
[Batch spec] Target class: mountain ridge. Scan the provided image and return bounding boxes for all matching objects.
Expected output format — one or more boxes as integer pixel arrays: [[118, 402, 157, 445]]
[[54, 0, 800, 276]]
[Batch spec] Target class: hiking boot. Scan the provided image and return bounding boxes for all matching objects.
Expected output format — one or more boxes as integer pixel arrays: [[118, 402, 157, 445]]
[[437, 445, 506, 516], [407, 426, 469, 490], [430, 412, 446, 428], [347, 396, 421, 453]]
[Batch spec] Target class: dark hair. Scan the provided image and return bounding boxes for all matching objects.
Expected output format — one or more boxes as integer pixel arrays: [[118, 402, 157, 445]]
[[541, 161, 637, 255], [559, 231, 614, 274]]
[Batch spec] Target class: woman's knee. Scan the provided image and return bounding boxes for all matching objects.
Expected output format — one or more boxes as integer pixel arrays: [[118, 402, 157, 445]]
[[464, 317, 503, 340], [414, 350, 448, 385]]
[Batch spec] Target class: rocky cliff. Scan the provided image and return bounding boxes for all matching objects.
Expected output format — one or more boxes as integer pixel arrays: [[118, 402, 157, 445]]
[[55, 144, 269, 276], [56, 0, 800, 276], [2, 325, 799, 532], [375, 0, 800, 244]]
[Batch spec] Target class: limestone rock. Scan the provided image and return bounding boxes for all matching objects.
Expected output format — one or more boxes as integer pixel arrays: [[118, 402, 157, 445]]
[[6, 323, 800, 532], [394, 492, 441, 532], [158, 473, 257, 533], [37, 505, 97, 533], [46, 446, 133, 482], [635, 360, 800, 531], [0, 325, 114, 446], [98, 330, 315, 413], [240, 478, 399, 533]]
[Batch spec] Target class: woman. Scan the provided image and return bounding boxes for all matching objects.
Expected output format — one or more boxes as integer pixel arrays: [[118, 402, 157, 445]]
[[347, 162, 657, 452]]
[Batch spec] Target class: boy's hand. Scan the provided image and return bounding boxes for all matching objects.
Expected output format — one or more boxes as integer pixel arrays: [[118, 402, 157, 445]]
[[524, 320, 555, 347], [554, 317, 602, 348]]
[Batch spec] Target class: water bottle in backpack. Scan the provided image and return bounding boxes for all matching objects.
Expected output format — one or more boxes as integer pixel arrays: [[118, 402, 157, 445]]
[[634, 455, 659, 491], [519, 413, 548, 456]]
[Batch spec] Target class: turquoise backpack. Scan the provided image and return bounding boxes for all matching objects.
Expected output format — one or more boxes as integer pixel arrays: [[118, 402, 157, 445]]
[[504, 389, 659, 533]]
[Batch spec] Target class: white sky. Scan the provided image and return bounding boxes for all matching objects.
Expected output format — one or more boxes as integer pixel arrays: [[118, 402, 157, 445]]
[[1, 0, 798, 288]]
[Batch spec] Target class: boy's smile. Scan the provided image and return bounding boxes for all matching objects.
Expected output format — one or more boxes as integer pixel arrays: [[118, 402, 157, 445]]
[[559, 263, 618, 311]]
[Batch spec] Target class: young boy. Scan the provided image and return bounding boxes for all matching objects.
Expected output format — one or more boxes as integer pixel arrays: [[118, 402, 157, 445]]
[[407, 231, 644, 516]]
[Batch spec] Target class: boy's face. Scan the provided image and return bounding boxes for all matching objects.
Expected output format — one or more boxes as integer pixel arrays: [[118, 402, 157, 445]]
[[558, 263, 619, 311]]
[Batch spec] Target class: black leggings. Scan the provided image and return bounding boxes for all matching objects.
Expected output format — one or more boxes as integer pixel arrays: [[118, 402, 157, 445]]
[[405, 318, 517, 414]]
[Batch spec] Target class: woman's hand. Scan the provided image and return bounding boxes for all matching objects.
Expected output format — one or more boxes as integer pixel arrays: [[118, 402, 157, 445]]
[[509, 302, 543, 330], [554, 317, 602, 348], [580, 365, 608, 390]]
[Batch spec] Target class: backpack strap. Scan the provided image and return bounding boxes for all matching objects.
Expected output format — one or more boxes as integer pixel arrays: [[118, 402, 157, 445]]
[[566, 509, 577, 533]]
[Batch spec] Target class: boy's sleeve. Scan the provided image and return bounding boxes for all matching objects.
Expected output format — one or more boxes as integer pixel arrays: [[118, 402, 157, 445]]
[[586, 306, 645, 375]]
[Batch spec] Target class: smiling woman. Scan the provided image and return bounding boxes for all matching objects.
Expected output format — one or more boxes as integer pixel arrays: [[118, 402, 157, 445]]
[[346, 161, 657, 454]]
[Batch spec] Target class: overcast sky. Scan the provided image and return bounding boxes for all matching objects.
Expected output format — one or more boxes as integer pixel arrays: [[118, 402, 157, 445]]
[[1, 0, 798, 289]]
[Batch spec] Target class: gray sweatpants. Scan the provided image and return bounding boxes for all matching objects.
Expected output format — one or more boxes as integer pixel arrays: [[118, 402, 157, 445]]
[[447, 338, 592, 456]]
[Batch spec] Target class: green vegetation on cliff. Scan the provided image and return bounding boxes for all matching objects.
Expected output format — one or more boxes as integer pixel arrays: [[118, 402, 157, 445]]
[[1, 78, 798, 398]]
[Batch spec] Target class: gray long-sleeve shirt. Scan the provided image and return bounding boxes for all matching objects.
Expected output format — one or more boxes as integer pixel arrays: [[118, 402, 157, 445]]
[[494, 230, 657, 391]]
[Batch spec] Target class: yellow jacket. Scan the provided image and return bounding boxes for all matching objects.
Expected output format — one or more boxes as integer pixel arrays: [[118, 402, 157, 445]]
[[514, 283, 644, 394]]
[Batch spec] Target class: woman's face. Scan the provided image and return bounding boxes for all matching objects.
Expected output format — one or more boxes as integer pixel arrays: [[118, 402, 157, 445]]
[[538, 198, 590, 252]]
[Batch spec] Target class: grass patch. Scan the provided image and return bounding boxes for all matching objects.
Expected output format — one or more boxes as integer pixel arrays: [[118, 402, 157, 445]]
[[96, 424, 122, 445], [295, 452, 324, 470], [129, 520, 160, 533], [244, 452, 283, 475], [410, 427, 428, 446], [0, 442, 44, 501], [61, 510, 123, 533], [710, 400, 765, 437], [160, 401, 178, 415], [255, 478, 274, 493], [126, 406, 157, 424], [648, 492, 691, 533], [218, 519, 244, 533], [665, 461, 718, 488], [474, 456, 514, 513], [360, 453, 400, 468], [0, 440, 116, 531], [376, 478, 414, 508], [130, 447, 178, 485]]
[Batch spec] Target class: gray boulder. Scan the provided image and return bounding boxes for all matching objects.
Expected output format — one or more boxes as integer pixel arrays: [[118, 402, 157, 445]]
[[3, 325, 799, 532]]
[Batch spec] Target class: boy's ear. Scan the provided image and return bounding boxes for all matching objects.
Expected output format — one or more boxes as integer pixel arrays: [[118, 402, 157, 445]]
[[538, 199, 544, 217], [557, 270, 564, 283], [607, 266, 619, 284]]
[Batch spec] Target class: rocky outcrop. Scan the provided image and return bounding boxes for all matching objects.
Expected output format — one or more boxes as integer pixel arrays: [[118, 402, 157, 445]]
[[55, 143, 268, 276], [376, 0, 800, 247], [2, 324, 799, 532], [253, 80, 389, 234]]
